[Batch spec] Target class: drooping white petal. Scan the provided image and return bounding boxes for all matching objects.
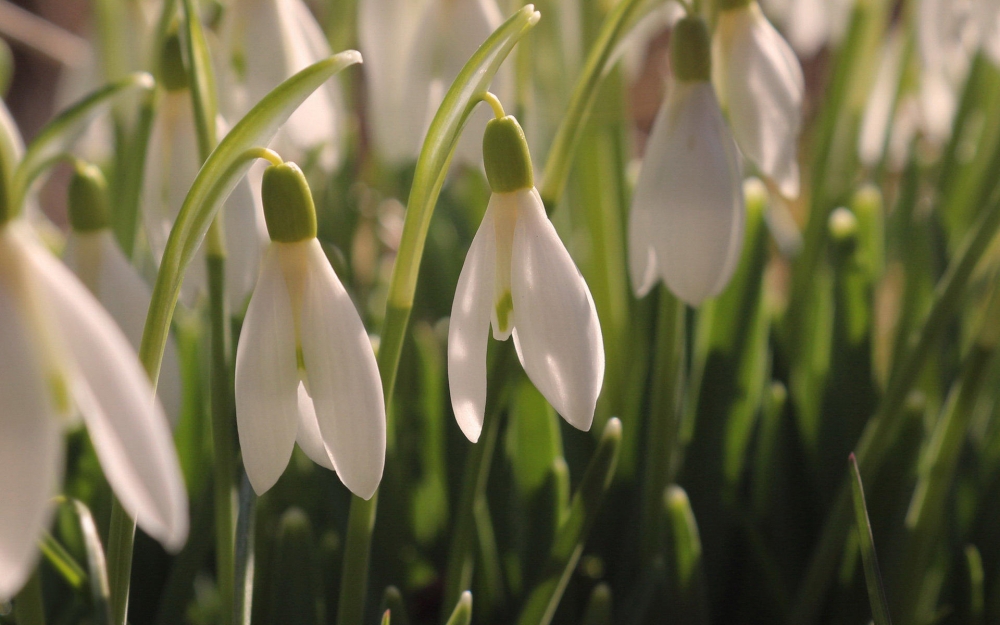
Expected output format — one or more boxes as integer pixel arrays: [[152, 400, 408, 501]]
[[631, 81, 745, 306], [628, 191, 660, 298], [447, 204, 497, 443], [21, 234, 188, 550], [294, 382, 336, 471], [235, 245, 300, 495], [297, 240, 385, 499], [359, 0, 434, 163], [714, 3, 803, 198], [0, 277, 63, 599], [509, 188, 604, 431], [64, 230, 182, 425]]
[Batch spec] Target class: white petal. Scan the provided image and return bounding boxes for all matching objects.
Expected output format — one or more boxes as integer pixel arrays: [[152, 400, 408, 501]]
[[294, 382, 336, 471], [858, 33, 905, 166], [447, 206, 497, 443], [297, 239, 385, 499], [787, 0, 829, 56], [22, 236, 188, 551], [509, 188, 604, 431], [715, 3, 803, 198], [628, 196, 659, 298], [631, 82, 745, 306], [0, 279, 62, 599], [235, 245, 300, 495]]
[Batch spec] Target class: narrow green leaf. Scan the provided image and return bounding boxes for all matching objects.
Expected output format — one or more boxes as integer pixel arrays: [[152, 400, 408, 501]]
[[965, 545, 985, 625], [139, 52, 361, 384], [849, 454, 892, 625], [38, 532, 87, 590], [13, 570, 45, 625], [507, 378, 563, 498], [11, 72, 155, 212], [445, 591, 473, 625], [70, 500, 113, 625], [382, 610, 391, 625], [180, 0, 218, 158], [663, 485, 708, 625], [379, 587, 409, 625], [270, 508, 322, 625], [517, 418, 622, 625]]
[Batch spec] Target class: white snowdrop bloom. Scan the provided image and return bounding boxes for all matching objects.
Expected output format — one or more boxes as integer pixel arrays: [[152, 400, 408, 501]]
[[143, 34, 267, 309], [713, 0, 803, 198], [917, 0, 1000, 143], [235, 161, 385, 498], [0, 218, 188, 598], [359, 0, 511, 166], [629, 16, 745, 305], [62, 162, 182, 425], [448, 110, 605, 442], [222, 0, 345, 169], [778, 0, 852, 57]]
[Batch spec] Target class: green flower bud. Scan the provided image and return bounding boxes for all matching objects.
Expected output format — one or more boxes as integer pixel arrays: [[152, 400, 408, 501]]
[[671, 16, 712, 82], [262, 162, 317, 243], [160, 33, 189, 92], [717, 0, 753, 10], [68, 162, 110, 232], [483, 115, 534, 193]]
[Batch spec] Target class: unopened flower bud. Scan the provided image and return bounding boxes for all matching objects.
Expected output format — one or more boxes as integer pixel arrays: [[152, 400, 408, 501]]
[[68, 162, 109, 232], [261, 162, 317, 243]]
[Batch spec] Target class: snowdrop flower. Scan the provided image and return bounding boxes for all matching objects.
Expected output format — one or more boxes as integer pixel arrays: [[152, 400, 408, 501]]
[[62, 162, 182, 424], [629, 16, 745, 305], [359, 0, 510, 166], [448, 101, 604, 442], [143, 33, 266, 308], [762, 0, 851, 57], [235, 161, 385, 498], [0, 216, 187, 598], [713, 0, 803, 198], [221, 0, 345, 168]]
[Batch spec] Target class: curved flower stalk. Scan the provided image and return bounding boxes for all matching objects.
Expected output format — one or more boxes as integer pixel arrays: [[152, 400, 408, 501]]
[[62, 162, 182, 425], [359, 0, 511, 166], [713, 0, 803, 198], [917, 0, 1000, 144], [143, 34, 266, 309], [220, 0, 346, 169], [629, 16, 745, 305], [448, 99, 604, 442], [0, 218, 188, 598], [235, 160, 385, 498]]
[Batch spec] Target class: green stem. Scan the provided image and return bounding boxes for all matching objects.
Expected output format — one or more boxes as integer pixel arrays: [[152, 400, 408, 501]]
[[106, 498, 135, 625], [207, 245, 235, 625], [14, 568, 46, 625], [538, 0, 646, 210], [639, 289, 686, 564], [335, 493, 378, 625]]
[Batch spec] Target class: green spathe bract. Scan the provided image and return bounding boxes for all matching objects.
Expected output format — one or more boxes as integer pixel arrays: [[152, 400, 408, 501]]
[[261, 162, 317, 243], [68, 162, 110, 232], [483, 115, 533, 193], [160, 32, 189, 93], [671, 17, 711, 83]]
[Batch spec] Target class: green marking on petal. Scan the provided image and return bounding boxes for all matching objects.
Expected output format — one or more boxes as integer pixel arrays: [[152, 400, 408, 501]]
[[496, 290, 514, 334], [48, 372, 72, 416]]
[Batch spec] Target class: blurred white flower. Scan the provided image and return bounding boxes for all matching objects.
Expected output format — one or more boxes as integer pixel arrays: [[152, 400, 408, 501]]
[[713, 0, 803, 198], [235, 162, 385, 498], [763, 0, 851, 57], [629, 17, 745, 305], [0, 220, 188, 598], [62, 163, 182, 425], [142, 38, 267, 309], [359, 0, 510, 166], [448, 114, 604, 442], [222, 0, 345, 168]]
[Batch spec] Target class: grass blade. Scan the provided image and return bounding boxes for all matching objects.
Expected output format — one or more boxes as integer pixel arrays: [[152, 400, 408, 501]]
[[849, 453, 892, 625]]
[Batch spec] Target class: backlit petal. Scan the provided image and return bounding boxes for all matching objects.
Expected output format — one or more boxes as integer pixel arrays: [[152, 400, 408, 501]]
[[510, 188, 604, 431], [235, 245, 300, 495], [631, 81, 745, 306], [298, 240, 385, 499], [0, 278, 62, 599], [448, 205, 497, 442], [23, 235, 188, 551], [294, 382, 336, 471]]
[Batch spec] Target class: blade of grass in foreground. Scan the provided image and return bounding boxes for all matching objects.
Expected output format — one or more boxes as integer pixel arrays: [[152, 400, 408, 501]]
[[849, 453, 892, 625]]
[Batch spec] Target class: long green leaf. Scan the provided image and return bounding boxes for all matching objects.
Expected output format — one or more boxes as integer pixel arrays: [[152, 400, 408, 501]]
[[11, 72, 155, 212], [849, 454, 892, 625], [71, 500, 113, 625], [517, 418, 622, 625], [445, 591, 473, 625]]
